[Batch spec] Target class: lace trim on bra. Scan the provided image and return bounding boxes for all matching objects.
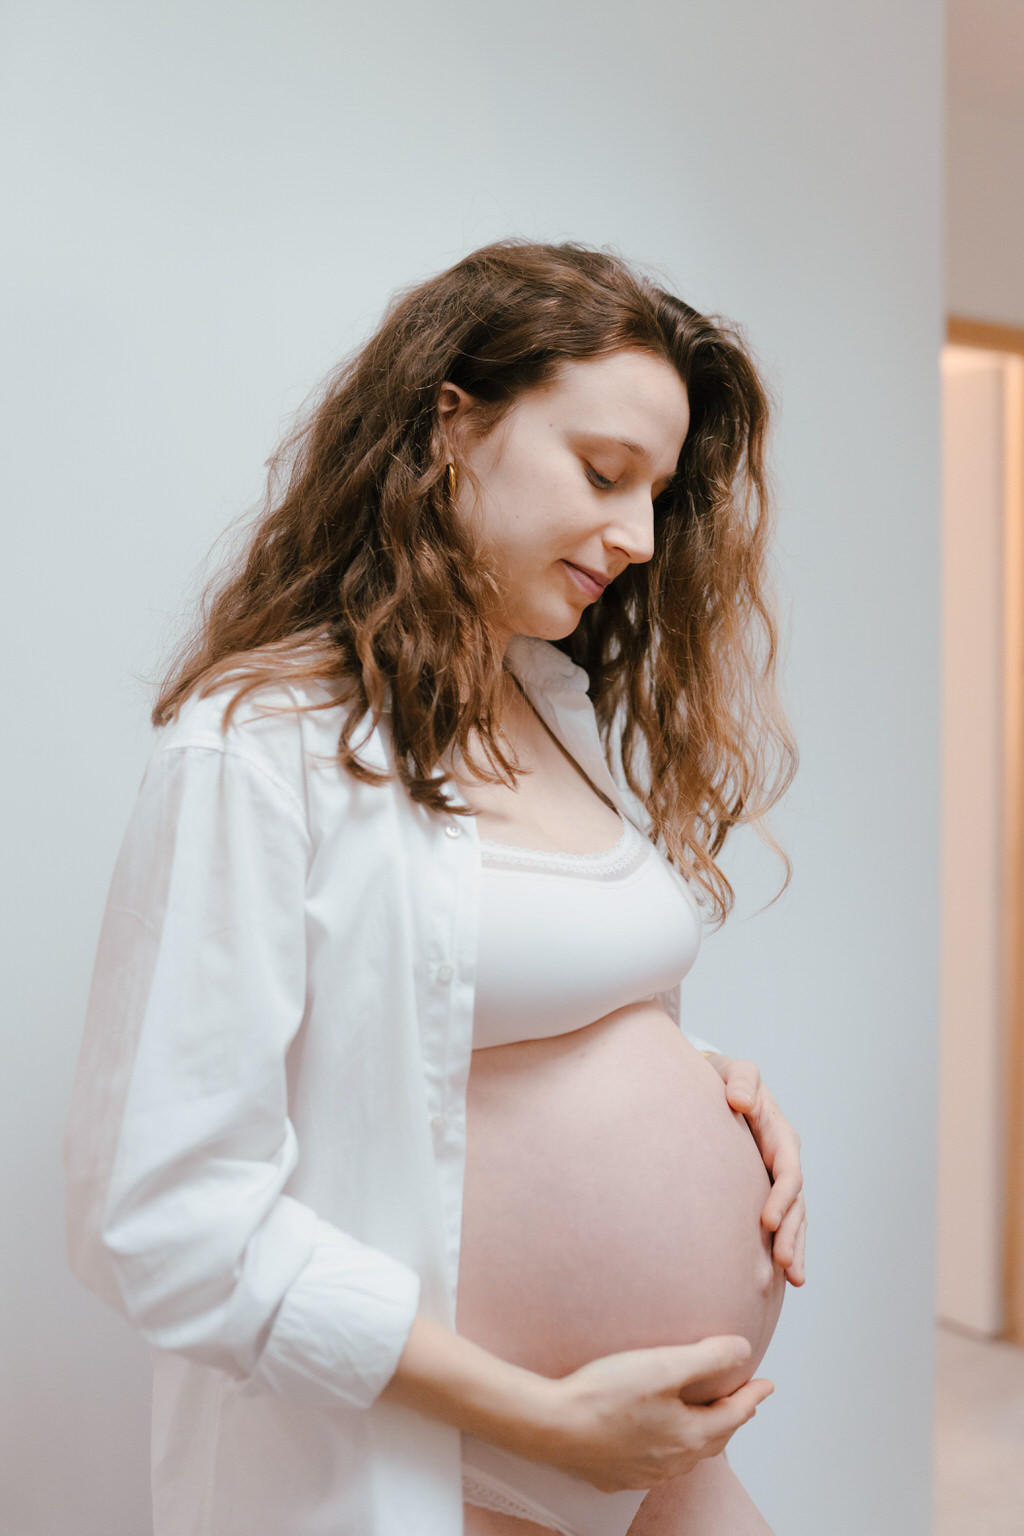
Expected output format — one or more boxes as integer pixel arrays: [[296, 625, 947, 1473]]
[[478, 810, 653, 879]]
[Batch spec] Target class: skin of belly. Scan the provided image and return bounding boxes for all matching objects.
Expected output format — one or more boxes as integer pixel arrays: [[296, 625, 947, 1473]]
[[455, 1001, 786, 1407]]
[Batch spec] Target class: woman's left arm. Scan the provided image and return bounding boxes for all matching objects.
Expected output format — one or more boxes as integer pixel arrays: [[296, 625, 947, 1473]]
[[702, 1054, 807, 1288]]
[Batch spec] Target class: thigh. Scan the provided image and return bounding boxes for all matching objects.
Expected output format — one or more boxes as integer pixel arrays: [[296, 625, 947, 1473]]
[[463, 1504, 558, 1536], [625, 1455, 775, 1536]]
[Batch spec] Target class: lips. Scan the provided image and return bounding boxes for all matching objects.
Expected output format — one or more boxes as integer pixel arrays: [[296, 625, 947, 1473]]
[[563, 561, 611, 596]]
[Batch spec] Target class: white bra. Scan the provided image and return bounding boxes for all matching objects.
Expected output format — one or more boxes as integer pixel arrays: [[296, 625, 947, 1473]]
[[473, 809, 702, 1049]]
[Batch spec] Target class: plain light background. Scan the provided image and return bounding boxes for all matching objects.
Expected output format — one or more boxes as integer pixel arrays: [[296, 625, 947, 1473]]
[[2, 3, 945, 1533]]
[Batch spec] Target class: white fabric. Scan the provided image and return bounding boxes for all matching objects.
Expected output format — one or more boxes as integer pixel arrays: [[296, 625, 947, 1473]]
[[62, 632, 718, 1536], [474, 814, 703, 1047], [462, 1432, 648, 1536]]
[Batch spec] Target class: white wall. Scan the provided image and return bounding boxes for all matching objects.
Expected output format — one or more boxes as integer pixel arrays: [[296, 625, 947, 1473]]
[[2, 3, 944, 1532]]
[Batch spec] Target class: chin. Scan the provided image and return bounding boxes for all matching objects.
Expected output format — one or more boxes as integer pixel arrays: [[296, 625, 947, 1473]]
[[519, 608, 583, 642]]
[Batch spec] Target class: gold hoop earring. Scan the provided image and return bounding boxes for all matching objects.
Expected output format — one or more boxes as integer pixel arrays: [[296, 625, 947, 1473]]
[[446, 463, 457, 499]]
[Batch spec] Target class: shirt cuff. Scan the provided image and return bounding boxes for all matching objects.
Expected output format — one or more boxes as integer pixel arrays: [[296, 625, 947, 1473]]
[[684, 1031, 725, 1056], [247, 1219, 422, 1411]]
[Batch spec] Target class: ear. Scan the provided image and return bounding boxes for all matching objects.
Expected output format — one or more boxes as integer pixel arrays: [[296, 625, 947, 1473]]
[[437, 380, 476, 422], [434, 381, 477, 458]]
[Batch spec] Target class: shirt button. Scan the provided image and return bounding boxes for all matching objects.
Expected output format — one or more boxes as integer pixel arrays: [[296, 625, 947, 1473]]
[[430, 1114, 447, 1135], [444, 823, 461, 838], [437, 963, 454, 984]]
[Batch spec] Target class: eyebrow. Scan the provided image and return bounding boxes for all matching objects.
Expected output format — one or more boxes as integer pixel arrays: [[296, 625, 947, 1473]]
[[613, 437, 678, 491], [575, 429, 679, 491], [575, 429, 653, 461]]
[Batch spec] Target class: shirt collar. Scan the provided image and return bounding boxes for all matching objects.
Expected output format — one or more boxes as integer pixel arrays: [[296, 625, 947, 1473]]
[[503, 634, 590, 696], [375, 634, 590, 714]]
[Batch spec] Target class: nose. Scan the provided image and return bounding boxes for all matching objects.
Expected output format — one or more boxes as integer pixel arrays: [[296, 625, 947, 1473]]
[[605, 490, 656, 566]]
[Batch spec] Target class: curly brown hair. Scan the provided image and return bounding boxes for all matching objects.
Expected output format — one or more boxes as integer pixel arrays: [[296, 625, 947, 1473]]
[[152, 238, 797, 926]]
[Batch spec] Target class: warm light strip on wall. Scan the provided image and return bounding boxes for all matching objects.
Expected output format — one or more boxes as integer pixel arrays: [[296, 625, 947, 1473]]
[[948, 316, 1024, 1345]]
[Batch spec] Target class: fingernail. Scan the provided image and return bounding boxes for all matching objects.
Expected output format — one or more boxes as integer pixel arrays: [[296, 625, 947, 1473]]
[[734, 1339, 751, 1362]]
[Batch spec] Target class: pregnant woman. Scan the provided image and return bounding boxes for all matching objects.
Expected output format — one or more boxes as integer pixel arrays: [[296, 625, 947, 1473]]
[[64, 239, 804, 1536]]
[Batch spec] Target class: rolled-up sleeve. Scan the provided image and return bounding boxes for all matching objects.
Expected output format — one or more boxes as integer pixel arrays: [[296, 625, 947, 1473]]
[[62, 740, 420, 1412]]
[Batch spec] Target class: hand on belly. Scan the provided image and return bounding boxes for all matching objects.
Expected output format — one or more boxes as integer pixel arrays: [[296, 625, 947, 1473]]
[[456, 1002, 786, 1404]]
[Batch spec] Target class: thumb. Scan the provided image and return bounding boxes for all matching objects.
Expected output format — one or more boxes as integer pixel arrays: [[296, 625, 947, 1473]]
[[724, 1062, 759, 1111], [646, 1335, 752, 1395]]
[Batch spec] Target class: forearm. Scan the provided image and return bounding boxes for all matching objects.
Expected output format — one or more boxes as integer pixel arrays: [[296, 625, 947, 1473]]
[[377, 1313, 557, 1458]]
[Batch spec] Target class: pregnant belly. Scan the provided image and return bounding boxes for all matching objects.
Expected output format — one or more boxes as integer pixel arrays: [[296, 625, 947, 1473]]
[[455, 1001, 785, 1405]]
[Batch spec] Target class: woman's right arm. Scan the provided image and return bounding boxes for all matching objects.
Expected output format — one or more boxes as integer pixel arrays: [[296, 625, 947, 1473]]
[[380, 1314, 774, 1492], [63, 735, 421, 1413]]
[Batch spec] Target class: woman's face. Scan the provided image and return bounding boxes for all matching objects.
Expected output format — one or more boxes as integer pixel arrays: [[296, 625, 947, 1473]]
[[439, 348, 690, 651]]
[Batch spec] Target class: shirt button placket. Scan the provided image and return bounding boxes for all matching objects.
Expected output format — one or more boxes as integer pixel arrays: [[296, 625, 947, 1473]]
[[428, 818, 464, 1149]]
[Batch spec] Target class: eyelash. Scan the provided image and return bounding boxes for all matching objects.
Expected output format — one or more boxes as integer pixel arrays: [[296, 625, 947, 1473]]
[[584, 460, 675, 516], [584, 463, 615, 490]]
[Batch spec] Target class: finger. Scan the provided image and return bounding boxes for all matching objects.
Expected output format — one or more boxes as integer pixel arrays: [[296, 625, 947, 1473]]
[[761, 1175, 802, 1231], [688, 1378, 775, 1441], [650, 1335, 753, 1394], [777, 1211, 807, 1285], [770, 1198, 806, 1265], [760, 1144, 803, 1229], [748, 1090, 797, 1159], [761, 1172, 802, 1231], [723, 1060, 761, 1113], [787, 1211, 808, 1284]]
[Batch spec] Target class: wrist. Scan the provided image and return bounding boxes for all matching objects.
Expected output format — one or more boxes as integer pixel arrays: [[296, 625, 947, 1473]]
[[451, 1339, 562, 1457], [378, 1314, 561, 1456], [486, 1366, 568, 1461]]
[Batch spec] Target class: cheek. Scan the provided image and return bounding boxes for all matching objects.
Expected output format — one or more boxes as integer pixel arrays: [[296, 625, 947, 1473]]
[[495, 497, 561, 563], [476, 452, 588, 574], [504, 532, 556, 587]]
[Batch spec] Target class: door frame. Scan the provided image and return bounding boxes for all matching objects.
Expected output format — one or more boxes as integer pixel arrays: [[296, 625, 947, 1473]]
[[947, 316, 1024, 1343]]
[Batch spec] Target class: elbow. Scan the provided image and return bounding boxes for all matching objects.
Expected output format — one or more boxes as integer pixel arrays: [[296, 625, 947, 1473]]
[[92, 1190, 320, 1382], [95, 1218, 248, 1377]]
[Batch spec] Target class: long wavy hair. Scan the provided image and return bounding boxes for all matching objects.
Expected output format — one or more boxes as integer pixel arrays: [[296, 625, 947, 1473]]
[[152, 238, 797, 925]]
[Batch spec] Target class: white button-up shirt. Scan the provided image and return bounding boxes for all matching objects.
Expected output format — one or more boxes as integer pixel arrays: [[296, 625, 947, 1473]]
[[63, 633, 717, 1536]]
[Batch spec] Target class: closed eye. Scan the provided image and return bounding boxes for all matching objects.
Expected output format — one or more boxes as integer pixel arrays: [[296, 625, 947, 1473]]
[[584, 462, 615, 490]]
